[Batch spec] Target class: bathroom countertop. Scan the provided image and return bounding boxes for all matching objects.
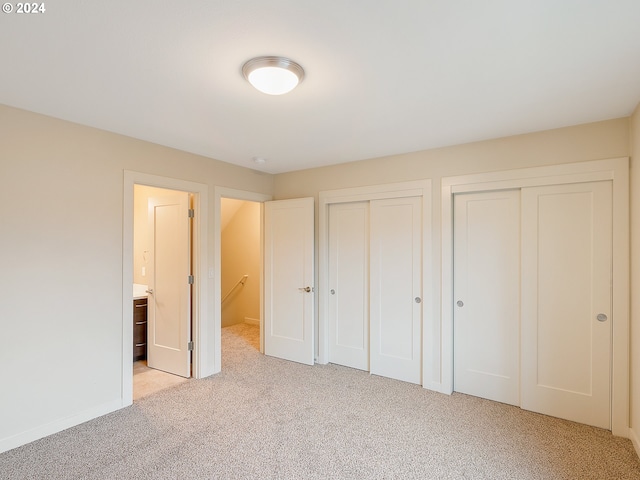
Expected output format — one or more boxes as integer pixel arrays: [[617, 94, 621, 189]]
[[133, 283, 148, 300]]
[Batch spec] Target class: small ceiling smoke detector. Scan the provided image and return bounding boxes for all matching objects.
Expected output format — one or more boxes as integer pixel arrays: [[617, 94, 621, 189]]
[[253, 156, 266, 165], [242, 56, 305, 95]]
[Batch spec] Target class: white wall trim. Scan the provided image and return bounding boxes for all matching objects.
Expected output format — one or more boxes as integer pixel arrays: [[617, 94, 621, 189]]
[[440, 157, 630, 437], [318, 180, 433, 388], [123, 171, 210, 401], [0, 399, 122, 454], [214, 187, 272, 363], [630, 427, 640, 459]]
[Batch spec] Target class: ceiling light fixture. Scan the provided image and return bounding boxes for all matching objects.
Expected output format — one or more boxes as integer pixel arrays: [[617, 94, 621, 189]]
[[242, 56, 305, 95]]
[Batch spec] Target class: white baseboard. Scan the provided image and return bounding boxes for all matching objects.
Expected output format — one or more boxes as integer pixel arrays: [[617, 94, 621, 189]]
[[423, 382, 452, 395], [0, 399, 124, 454], [630, 427, 640, 460], [244, 317, 260, 326]]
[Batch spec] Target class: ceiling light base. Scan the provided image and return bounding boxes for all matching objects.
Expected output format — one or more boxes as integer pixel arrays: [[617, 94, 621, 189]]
[[242, 56, 305, 95]]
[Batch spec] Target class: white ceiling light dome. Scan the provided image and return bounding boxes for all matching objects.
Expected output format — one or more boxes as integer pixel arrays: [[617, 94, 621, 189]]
[[242, 56, 305, 95]]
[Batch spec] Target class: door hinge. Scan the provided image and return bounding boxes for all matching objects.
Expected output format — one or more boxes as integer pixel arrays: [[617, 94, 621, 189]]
[[188, 341, 194, 351], [188, 275, 194, 285], [188, 208, 194, 218]]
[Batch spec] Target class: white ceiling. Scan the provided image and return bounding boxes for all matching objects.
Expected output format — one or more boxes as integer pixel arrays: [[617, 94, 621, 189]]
[[2, 1, 640, 174]]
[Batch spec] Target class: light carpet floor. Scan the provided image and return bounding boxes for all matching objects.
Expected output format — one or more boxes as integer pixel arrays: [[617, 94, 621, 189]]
[[1, 323, 639, 479]]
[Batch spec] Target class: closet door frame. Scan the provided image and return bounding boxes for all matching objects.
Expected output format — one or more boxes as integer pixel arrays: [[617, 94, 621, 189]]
[[441, 157, 629, 437], [318, 180, 432, 381]]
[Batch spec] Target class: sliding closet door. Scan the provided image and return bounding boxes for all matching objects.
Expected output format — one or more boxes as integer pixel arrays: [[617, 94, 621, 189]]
[[370, 197, 422, 384], [328, 202, 369, 371], [453, 190, 520, 406], [521, 181, 612, 429]]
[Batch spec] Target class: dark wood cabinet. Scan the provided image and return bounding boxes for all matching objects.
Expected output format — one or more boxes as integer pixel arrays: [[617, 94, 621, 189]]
[[133, 298, 147, 361]]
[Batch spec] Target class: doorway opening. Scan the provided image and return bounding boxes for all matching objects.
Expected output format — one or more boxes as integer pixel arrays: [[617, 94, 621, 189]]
[[123, 171, 209, 407], [220, 197, 262, 356], [213, 187, 271, 374]]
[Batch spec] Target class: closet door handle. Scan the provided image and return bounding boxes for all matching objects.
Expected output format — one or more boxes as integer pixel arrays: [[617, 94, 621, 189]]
[[299, 286, 312, 293]]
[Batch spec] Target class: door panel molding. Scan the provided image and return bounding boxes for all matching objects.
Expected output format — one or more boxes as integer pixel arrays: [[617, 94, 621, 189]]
[[441, 157, 629, 436]]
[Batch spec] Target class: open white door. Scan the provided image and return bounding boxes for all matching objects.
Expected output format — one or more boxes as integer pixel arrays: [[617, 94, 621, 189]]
[[264, 197, 314, 365], [147, 191, 191, 378]]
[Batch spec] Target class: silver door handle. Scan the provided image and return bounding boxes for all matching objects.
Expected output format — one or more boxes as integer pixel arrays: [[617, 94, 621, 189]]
[[596, 313, 608, 322], [145, 289, 154, 295], [299, 286, 311, 293]]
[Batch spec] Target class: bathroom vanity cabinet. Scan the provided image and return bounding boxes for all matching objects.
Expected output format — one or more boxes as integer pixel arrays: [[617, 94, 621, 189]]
[[133, 298, 147, 361]]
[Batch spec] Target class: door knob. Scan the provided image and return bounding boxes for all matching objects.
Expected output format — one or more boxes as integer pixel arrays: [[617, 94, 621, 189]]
[[596, 313, 608, 322], [457, 300, 464, 307], [299, 286, 312, 293], [330, 289, 336, 295], [415, 297, 422, 304], [145, 289, 154, 295]]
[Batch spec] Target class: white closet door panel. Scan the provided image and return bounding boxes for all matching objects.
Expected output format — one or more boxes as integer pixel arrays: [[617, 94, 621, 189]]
[[521, 181, 612, 429], [453, 190, 520, 406], [370, 197, 422, 384], [328, 202, 369, 371]]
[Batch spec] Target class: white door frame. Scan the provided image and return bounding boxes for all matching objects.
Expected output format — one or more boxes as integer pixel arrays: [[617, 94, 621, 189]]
[[318, 179, 432, 381], [213, 187, 272, 372], [440, 157, 629, 437], [122, 171, 209, 406]]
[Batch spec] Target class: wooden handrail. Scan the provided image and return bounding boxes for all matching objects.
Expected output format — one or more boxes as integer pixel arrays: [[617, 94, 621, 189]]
[[222, 274, 248, 303]]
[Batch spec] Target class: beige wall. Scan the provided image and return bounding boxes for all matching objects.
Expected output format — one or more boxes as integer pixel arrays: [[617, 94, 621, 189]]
[[221, 200, 261, 327], [630, 103, 640, 452], [0, 104, 273, 452], [274, 118, 629, 198]]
